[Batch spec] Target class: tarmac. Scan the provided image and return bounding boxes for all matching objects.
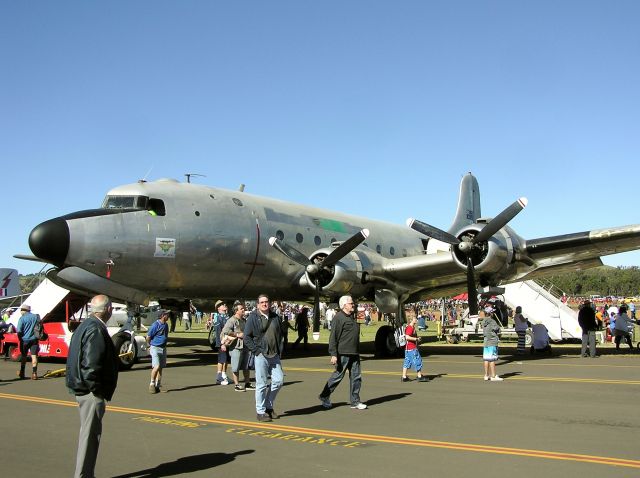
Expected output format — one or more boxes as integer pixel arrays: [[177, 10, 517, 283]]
[[1, 339, 639, 478]]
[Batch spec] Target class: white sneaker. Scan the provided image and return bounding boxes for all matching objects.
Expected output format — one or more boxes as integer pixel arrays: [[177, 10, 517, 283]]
[[483, 376, 490, 381], [490, 376, 504, 382], [350, 402, 368, 410], [219, 378, 229, 386]]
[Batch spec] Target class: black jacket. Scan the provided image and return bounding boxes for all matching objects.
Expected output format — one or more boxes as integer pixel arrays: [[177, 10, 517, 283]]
[[328, 311, 360, 357], [578, 306, 598, 333], [66, 316, 119, 401], [244, 309, 281, 357]]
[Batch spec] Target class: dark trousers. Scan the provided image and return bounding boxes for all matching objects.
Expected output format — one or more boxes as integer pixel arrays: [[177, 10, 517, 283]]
[[293, 331, 308, 348], [320, 354, 362, 405], [614, 330, 633, 349]]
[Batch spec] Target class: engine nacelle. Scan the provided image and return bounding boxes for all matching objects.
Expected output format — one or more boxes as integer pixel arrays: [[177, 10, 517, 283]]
[[450, 223, 524, 285], [297, 247, 384, 299]]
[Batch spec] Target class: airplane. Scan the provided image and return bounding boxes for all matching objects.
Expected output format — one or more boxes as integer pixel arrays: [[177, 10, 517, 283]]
[[15, 173, 640, 356], [0, 268, 29, 313]]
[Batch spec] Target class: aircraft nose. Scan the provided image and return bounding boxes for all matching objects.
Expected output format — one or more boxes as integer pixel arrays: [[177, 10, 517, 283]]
[[29, 218, 70, 267]]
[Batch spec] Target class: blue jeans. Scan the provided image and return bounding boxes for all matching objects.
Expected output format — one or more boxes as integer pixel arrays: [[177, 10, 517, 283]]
[[254, 353, 283, 414], [319, 355, 362, 405]]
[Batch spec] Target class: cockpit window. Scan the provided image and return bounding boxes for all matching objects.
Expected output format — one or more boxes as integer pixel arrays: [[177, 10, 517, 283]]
[[102, 195, 149, 209], [101, 195, 165, 216]]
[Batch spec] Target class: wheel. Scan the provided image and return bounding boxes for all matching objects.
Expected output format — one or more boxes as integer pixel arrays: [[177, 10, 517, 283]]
[[525, 330, 533, 347], [112, 334, 137, 370], [374, 325, 399, 357]]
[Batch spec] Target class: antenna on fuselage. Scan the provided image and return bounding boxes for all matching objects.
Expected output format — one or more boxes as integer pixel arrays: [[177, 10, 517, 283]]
[[142, 166, 154, 181], [185, 173, 206, 183]]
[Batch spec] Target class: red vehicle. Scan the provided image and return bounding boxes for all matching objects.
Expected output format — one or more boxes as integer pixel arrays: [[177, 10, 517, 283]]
[[0, 280, 146, 369], [1, 293, 87, 362]]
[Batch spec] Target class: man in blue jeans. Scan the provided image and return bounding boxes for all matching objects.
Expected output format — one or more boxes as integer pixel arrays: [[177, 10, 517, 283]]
[[318, 295, 368, 410], [244, 294, 283, 422]]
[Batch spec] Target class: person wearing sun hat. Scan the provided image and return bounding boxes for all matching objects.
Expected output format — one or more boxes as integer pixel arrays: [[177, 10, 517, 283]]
[[482, 305, 503, 382]]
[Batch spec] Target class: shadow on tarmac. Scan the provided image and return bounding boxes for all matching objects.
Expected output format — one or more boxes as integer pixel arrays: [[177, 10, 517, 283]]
[[111, 449, 254, 477], [283, 392, 411, 417]]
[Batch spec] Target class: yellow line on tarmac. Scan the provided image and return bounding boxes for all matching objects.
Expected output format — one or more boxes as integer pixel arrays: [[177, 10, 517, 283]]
[[285, 367, 640, 385], [1, 392, 639, 469], [425, 359, 640, 369]]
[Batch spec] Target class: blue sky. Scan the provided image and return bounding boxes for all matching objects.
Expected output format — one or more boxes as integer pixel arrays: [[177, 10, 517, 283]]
[[2, 1, 639, 276]]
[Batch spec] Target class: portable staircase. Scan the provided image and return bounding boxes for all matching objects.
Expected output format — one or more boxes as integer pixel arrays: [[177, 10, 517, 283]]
[[502, 279, 581, 341]]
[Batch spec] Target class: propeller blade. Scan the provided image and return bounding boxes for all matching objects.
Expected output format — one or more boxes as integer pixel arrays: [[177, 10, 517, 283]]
[[473, 197, 528, 243], [322, 229, 369, 268], [407, 218, 460, 245], [312, 278, 321, 334], [466, 260, 479, 316], [268, 237, 312, 267]]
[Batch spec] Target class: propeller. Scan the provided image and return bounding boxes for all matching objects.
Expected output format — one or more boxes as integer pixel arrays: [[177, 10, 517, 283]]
[[269, 229, 369, 336], [408, 197, 527, 315]]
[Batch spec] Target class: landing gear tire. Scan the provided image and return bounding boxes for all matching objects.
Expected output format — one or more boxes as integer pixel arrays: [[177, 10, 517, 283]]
[[112, 334, 137, 370], [375, 325, 400, 357]]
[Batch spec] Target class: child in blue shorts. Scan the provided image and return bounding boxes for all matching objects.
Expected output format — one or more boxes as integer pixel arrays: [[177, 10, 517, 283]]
[[401, 316, 429, 382]]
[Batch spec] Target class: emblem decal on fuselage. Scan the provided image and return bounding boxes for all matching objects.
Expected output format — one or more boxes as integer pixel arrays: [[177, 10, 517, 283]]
[[155, 238, 176, 258]]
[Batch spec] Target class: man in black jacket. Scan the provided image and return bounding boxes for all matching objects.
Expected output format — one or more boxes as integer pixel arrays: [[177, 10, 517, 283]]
[[66, 294, 119, 478], [244, 294, 283, 422], [318, 295, 367, 410], [578, 299, 598, 358]]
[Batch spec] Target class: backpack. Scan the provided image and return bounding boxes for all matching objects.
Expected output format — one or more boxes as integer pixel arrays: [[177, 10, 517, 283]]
[[394, 324, 407, 347], [33, 316, 48, 341]]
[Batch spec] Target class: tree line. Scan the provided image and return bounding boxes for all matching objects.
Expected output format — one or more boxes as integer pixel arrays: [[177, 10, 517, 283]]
[[545, 265, 640, 297], [18, 265, 640, 300]]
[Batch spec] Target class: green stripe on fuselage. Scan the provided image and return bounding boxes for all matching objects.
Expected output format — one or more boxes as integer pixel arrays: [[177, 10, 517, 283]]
[[316, 218, 348, 233]]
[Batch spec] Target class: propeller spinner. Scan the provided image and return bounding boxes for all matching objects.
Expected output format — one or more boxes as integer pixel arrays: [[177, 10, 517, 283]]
[[408, 197, 527, 315]]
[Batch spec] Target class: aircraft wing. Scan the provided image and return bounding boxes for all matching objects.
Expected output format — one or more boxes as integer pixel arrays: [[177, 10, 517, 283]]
[[525, 224, 640, 268], [376, 224, 640, 300]]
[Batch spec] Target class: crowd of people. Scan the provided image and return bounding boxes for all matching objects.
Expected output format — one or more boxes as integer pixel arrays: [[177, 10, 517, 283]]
[[60, 293, 369, 477], [5, 291, 639, 477]]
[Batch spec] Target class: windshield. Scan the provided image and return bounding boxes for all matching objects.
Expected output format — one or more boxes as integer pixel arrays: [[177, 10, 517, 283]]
[[102, 195, 149, 209]]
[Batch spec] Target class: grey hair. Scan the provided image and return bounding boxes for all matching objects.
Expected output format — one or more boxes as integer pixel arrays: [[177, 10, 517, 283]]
[[339, 296, 352, 309], [91, 294, 111, 314]]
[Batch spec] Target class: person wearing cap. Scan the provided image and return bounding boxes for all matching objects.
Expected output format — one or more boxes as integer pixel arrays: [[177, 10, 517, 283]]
[[16, 304, 39, 380], [212, 300, 230, 385], [482, 306, 503, 381], [578, 299, 598, 358], [146, 310, 171, 393]]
